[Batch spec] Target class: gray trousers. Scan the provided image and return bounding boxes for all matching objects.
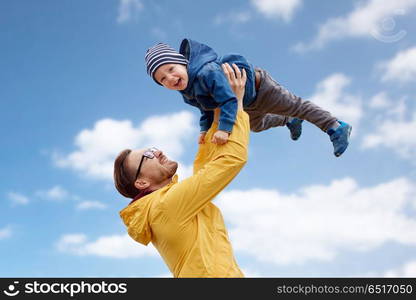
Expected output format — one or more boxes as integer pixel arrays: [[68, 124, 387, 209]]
[[245, 68, 338, 132]]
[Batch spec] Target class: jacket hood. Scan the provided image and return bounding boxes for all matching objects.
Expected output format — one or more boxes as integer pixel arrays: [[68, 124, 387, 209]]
[[119, 194, 153, 246], [179, 39, 218, 90]]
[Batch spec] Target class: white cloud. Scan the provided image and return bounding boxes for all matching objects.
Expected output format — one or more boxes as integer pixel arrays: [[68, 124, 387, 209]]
[[251, 0, 302, 22], [367, 91, 406, 121], [7, 192, 29, 205], [36, 186, 68, 201], [389, 100, 407, 121], [23, 185, 108, 211], [309, 73, 363, 128], [117, 0, 143, 23], [0, 226, 12, 240], [368, 92, 407, 126], [56, 233, 158, 258], [294, 0, 416, 52], [241, 268, 263, 277], [54, 111, 196, 181], [379, 46, 416, 83], [176, 163, 193, 180], [362, 111, 416, 161], [369, 92, 392, 109], [216, 177, 416, 265], [384, 260, 416, 277], [76, 201, 107, 211]]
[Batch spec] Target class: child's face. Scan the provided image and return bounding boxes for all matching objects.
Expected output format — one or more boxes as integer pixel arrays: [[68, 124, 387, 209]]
[[154, 63, 188, 91]]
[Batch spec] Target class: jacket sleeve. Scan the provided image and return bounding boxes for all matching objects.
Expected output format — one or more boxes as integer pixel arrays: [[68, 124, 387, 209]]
[[192, 118, 217, 175], [182, 95, 213, 132], [163, 110, 250, 225], [199, 65, 238, 133], [199, 109, 214, 133]]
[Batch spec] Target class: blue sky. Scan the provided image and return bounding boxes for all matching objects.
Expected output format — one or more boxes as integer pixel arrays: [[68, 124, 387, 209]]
[[1, 0, 416, 277]]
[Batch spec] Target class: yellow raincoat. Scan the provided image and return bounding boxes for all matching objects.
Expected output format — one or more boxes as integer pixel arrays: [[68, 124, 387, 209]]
[[120, 110, 249, 277]]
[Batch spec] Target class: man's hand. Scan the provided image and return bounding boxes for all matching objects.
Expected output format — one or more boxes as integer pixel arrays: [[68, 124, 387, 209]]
[[221, 63, 247, 111], [212, 130, 229, 145], [198, 132, 207, 144]]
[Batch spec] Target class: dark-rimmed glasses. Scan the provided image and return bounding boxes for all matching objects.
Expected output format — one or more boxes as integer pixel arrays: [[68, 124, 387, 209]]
[[134, 147, 159, 180]]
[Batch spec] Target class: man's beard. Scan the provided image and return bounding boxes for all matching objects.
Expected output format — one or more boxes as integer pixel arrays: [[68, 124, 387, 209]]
[[167, 161, 179, 176], [158, 160, 178, 180]]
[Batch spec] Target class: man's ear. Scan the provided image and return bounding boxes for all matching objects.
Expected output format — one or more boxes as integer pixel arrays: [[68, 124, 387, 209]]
[[134, 178, 150, 190]]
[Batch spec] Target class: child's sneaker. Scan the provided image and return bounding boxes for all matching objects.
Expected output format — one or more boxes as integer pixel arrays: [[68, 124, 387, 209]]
[[327, 121, 352, 157], [286, 118, 303, 141]]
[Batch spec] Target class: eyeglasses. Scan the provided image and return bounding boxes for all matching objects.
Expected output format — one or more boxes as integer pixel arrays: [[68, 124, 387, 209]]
[[134, 147, 159, 180]]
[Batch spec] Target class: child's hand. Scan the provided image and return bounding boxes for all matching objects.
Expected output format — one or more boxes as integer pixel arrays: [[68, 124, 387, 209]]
[[212, 130, 229, 145], [198, 132, 207, 144]]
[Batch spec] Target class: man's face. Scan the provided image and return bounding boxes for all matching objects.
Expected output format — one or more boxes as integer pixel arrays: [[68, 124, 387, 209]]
[[127, 148, 178, 186], [154, 63, 188, 91]]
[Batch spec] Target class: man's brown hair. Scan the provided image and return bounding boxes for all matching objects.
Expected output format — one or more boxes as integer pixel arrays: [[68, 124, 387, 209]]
[[113, 149, 140, 199]]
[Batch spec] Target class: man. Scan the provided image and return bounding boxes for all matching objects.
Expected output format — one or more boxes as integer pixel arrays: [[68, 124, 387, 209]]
[[113, 63, 249, 277]]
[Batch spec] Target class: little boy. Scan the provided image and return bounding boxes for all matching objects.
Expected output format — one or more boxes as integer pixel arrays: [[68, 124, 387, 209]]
[[145, 39, 352, 157]]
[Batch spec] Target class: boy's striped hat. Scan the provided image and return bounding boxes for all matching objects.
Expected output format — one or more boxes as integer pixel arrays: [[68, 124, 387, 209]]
[[145, 43, 188, 82]]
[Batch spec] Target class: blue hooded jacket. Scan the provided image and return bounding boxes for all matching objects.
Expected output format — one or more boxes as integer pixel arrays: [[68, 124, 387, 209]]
[[179, 39, 256, 132]]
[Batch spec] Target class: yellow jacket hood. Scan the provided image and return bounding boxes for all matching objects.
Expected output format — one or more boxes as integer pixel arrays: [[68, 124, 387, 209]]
[[119, 195, 153, 246]]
